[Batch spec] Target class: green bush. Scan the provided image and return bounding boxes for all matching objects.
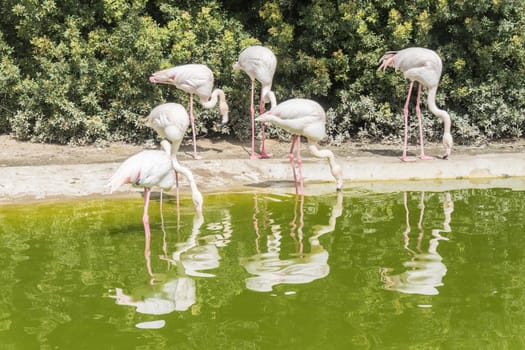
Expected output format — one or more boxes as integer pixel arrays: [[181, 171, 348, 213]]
[[0, 0, 524, 144], [253, 0, 525, 143], [0, 32, 20, 133]]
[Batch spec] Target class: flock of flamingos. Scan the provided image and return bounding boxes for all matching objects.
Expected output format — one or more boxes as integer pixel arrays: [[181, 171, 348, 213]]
[[108, 45, 453, 243]]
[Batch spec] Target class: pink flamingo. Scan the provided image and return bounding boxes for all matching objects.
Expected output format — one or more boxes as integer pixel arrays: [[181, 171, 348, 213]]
[[233, 45, 277, 159], [108, 140, 178, 260], [378, 47, 453, 161], [149, 64, 229, 159], [145, 103, 204, 215], [256, 98, 343, 194]]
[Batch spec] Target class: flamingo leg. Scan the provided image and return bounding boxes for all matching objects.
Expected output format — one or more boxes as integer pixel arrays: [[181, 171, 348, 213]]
[[298, 193, 304, 254], [289, 193, 305, 255], [289, 135, 299, 194], [253, 193, 261, 254], [403, 192, 410, 248], [401, 81, 416, 162], [143, 188, 154, 278], [160, 189, 169, 268], [189, 94, 202, 160], [417, 191, 426, 249], [159, 188, 164, 219], [259, 96, 272, 159], [175, 171, 180, 214], [296, 136, 304, 196], [416, 84, 433, 160], [250, 79, 257, 159]]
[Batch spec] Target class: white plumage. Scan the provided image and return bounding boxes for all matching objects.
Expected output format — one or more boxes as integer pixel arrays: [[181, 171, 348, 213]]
[[233, 46, 277, 104], [233, 45, 277, 159], [108, 140, 175, 193], [145, 103, 189, 154], [145, 103, 203, 214], [378, 47, 453, 160], [149, 64, 229, 159], [256, 98, 343, 193]]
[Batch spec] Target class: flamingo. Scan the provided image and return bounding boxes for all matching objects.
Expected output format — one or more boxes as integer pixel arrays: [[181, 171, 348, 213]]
[[378, 47, 453, 161], [149, 64, 229, 159], [233, 45, 277, 159], [255, 98, 343, 194], [381, 192, 452, 295], [241, 192, 343, 292], [108, 139, 178, 259], [145, 103, 204, 215]]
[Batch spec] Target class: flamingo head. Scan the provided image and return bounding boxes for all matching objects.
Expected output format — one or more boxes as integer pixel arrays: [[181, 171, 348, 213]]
[[255, 110, 277, 127], [442, 132, 453, 159], [149, 67, 176, 85], [219, 101, 229, 125]]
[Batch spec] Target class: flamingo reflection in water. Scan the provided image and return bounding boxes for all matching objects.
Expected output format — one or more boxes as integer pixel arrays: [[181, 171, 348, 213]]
[[109, 213, 202, 328], [170, 209, 232, 278], [240, 192, 343, 292], [381, 192, 454, 296], [110, 208, 233, 327]]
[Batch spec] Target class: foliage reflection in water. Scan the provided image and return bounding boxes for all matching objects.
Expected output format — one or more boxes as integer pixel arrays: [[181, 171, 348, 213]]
[[1, 188, 525, 349]]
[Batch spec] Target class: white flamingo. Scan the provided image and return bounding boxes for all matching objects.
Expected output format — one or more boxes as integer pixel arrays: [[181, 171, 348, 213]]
[[233, 45, 277, 159], [256, 98, 343, 194], [149, 64, 229, 159], [145, 103, 203, 214], [378, 47, 453, 161], [108, 139, 177, 258]]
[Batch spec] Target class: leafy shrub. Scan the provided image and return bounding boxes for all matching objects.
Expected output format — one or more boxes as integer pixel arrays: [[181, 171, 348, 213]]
[[0, 32, 20, 133], [0, 0, 524, 144]]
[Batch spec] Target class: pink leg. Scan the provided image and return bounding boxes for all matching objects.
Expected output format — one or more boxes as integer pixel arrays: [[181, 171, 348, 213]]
[[250, 79, 257, 159], [417, 192, 425, 248], [253, 193, 261, 254], [259, 97, 272, 159], [401, 81, 416, 162], [175, 171, 180, 214], [159, 189, 164, 219], [403, 192, 410, 248], [189, 94, 202, 160], [290, 193, 305, 255], [159, 189, 169, 264], [298, 193, 305, 253], [143, 188, 153, 278], [289, 136, 299, 194], [295, 137, 304, 196], [416, 84, 433, 160]]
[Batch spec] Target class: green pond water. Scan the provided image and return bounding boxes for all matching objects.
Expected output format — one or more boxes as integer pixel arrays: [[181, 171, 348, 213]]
[[1, 187, 525, 349]]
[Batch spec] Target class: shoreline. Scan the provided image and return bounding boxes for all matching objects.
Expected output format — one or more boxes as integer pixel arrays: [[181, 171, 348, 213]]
[[2, 150, 525, 205]]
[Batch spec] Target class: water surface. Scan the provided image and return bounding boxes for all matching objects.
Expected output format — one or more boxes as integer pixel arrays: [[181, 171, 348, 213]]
[[1, 188, 524, 349]]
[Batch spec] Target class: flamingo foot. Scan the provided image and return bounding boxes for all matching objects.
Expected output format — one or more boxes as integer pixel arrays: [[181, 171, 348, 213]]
[[442, 148, 451, 160], [250, 154, 259, 160], [259, 151, 273, 159], [193, 154, 203, 160], [419, 154, 434, 160], [400, 156, 417, 162]]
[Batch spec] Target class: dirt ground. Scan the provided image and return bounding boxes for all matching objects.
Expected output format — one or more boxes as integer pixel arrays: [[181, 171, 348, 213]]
[[1, 134, 525, 203], [1, 134, 524, 167]]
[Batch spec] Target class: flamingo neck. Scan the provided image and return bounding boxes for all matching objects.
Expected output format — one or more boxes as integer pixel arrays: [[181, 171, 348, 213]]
[[170, 158, 203, 213], [265, 90, 277, 109], [307, 143, 343, 190], [427, 87, 451, 134], [200, 89, 229, 124], [427, 86, 453, 150], [260, 85, 273, 104], [160, 140, 171, 155]]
